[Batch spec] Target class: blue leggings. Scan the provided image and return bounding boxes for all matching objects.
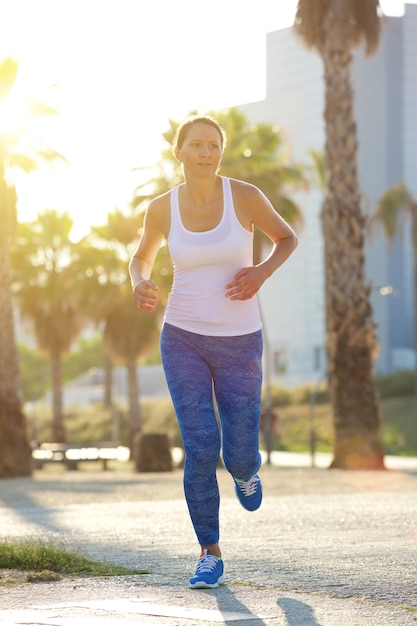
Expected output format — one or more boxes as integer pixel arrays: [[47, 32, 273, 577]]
[[160, 322, 263, 547]]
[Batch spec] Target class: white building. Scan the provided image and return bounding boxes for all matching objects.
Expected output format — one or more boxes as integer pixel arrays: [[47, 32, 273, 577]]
[[240, 5, 417, 385]]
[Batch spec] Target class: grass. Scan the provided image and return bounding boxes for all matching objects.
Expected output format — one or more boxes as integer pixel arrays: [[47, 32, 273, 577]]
[[0, 537, 147, 585], [276, 394, 417, 456]]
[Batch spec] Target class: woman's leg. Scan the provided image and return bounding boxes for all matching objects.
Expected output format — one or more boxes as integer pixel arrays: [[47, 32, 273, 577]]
[[211, 330, 263, 480], [160, 324, 221, 548]]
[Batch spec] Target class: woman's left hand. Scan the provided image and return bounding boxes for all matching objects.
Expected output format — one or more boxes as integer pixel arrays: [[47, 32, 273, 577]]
[[225, 267, 265, 301]]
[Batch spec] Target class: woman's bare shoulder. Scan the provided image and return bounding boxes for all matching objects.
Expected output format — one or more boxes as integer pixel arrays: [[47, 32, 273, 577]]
[[148, 189, 171, 212], [228, 178, 263, 202], [145, 189, 172, 236], [228, 178, 268, 215]]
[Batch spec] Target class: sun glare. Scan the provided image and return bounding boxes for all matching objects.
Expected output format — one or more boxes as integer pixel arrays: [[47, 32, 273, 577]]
[[0, 0, 412, 236], [0, 98, 26, 134], [0, 76, 37, 135], [379, 0, 405, 16]]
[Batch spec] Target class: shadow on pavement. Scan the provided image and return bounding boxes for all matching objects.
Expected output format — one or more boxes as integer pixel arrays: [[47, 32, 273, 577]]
[[199, 586, 269, 624], [278, 597, 322, 625]]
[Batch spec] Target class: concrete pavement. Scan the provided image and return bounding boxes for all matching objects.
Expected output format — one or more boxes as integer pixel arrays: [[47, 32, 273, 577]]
[[0, 455, 416, 625]]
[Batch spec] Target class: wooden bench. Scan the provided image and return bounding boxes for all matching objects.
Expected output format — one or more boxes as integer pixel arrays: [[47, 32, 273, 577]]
[[32, 442, 130, 470]]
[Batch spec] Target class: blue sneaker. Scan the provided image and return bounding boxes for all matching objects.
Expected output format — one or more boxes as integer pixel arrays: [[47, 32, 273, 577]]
[[234, 473, 262, 511], [189, 549, 226, 589]]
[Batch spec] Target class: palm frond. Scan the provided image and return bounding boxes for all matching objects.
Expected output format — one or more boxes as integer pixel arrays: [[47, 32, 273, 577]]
[[6, 153, 37, 173], [32, 145, 68, 164], [309, 149, 327, 190], [372, 182, 414, 242], [0, 57, 18, 102], [26, 98, 58, 118], [351, 0, 381, 56], [294, 0, 329, 50], [294, 0, 381, 56]]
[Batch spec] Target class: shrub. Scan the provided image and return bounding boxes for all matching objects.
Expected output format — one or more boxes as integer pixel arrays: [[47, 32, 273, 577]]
[[375, 370, 415, 399]]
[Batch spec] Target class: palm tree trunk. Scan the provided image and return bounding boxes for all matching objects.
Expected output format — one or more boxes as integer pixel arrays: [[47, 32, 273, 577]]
[[127, 356, 141, 450], [103, 352, 113, 407], [51, 350, 66, 442], [321, 6, 384, 469], [0, 245, 32, 477]]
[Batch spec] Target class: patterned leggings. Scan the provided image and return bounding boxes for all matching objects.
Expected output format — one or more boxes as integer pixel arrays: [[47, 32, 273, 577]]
[[160, 322, 263, 547]]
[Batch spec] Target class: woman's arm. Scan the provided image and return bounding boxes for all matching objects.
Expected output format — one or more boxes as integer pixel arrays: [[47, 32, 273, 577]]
[[226, 182, 298, 301], [129, 198, 167, 312]]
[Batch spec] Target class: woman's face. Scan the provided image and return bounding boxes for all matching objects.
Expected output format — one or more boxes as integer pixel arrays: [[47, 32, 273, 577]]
[[175, 122, 223, 176]]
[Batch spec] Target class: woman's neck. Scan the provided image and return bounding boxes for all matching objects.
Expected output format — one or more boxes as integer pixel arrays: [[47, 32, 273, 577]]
[[182, 175, 222, 210]]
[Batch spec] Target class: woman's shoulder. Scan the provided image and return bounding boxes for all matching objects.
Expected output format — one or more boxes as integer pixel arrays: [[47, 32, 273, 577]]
[[149, 188, 172, 208], [226, 178, 268, 229], [145, 188, 173, 236], [147, 188, 175, 217], [228, 177, 264, 204]]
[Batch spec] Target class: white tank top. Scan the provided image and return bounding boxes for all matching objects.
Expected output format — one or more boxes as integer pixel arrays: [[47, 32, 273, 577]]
[[164, 176, 262, 336]]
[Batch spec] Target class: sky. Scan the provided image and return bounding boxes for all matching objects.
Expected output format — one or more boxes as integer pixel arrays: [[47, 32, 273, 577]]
[[0, 0, 412, 239]]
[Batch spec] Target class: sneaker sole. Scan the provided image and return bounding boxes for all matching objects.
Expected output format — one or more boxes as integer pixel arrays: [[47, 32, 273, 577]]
[[189, 574, 226, 589]]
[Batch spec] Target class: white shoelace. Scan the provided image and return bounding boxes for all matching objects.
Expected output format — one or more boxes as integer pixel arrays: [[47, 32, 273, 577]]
[[235, 475, 259, 497], [196, 550, 218, 573]]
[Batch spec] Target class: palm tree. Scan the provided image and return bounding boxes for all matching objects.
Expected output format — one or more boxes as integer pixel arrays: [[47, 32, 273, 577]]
[[13, 211, 85, 442], [0, 57, 63, 476], [80, 210, 168, 449], [0, 175, 32, 476], [103, 283, 161, 447], [294, 1, 385, 469], [132, 108, 306, 263], [372, 182, 417, 398]]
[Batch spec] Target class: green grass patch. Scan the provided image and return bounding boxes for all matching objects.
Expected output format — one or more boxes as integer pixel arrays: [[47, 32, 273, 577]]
[[0, 538, 147, 585]]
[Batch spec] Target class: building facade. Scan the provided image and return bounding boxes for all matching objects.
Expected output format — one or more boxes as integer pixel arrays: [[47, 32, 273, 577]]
[[240, 5, 417, 385]]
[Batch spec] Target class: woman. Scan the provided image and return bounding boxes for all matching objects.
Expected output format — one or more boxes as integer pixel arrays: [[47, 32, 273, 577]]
[[129, 115, 298, 589]]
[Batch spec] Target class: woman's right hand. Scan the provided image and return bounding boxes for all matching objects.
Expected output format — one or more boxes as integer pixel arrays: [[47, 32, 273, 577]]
[[132, 279, 159, 312]]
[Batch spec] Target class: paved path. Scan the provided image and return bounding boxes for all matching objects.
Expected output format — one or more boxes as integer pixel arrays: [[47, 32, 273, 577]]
[[0, 457, 416, 625]]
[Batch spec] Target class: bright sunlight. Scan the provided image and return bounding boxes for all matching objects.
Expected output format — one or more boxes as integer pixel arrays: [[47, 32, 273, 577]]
[[0, 0, 413, 239]]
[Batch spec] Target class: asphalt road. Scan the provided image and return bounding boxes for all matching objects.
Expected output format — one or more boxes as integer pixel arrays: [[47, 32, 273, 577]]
[[0, 460, 416, 625]]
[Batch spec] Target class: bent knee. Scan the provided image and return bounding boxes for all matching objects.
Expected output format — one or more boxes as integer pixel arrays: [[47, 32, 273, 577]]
[[223, 451, 262, 480]]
